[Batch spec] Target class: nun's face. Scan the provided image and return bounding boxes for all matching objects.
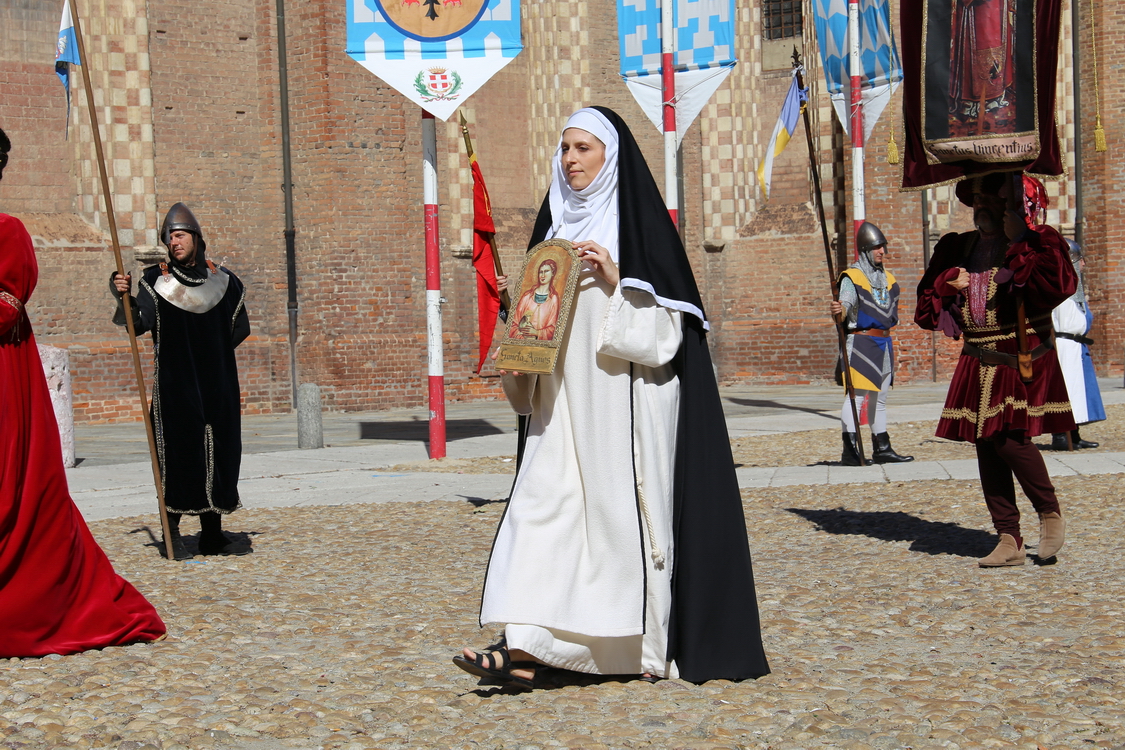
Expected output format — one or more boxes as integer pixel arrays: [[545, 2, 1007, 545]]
[[561, 128, 606, 191]]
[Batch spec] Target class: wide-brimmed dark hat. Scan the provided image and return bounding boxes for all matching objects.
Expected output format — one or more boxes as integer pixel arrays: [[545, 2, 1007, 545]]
[[954, 173, 1007, 207]]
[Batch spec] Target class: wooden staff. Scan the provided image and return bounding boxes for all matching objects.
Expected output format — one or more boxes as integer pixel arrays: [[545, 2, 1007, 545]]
[[793, 49, 867, 464], [68, 0, 176, 561], [458, 111, 511, 313], [1006, 171, 1034, 383]]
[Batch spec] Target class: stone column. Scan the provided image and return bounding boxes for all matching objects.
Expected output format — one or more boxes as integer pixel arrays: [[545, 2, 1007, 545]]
[[297, 383, 323, 449]]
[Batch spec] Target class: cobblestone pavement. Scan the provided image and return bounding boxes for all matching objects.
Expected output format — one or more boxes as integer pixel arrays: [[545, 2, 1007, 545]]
[[4, 382, 1125, 749], [4, 474, 1124, 749]]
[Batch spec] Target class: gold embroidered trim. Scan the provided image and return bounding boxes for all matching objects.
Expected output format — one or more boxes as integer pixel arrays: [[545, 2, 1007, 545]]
[[1, 291, 25, 342], [977, 361, 999, 438], [941, 399, 1073, 428], [0, 290, 23, 313]]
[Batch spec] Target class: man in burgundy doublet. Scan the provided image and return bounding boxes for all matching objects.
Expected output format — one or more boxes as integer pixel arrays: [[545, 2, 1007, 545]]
[[915, 174, 1075, 566]]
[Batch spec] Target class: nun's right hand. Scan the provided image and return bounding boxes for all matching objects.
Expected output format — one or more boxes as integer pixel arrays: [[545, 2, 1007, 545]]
[[574, 240, 618, 286]]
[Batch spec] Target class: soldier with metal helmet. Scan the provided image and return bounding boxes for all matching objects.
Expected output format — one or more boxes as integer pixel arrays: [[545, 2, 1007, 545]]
[[830, 221, 915, 466], [111, 203, 250, 558]]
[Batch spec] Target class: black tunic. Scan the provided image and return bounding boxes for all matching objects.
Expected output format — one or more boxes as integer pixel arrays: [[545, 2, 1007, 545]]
[[138, 263, 247, 515]]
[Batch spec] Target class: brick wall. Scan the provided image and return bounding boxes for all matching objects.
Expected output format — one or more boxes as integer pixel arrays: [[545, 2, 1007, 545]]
[[2, 0, 1120, 426]]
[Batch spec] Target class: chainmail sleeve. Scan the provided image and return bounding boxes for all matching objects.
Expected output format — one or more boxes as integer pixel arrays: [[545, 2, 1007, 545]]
[[838, 276, 859, 329]]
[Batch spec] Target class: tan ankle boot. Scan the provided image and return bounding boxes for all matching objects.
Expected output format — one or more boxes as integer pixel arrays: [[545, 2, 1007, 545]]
[[979, 534, 1026, 567], [1037, 512, 1065, 560]]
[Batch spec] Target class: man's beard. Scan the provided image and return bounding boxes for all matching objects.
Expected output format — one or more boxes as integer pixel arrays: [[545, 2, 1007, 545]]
[[975, 208, 1001, 234]]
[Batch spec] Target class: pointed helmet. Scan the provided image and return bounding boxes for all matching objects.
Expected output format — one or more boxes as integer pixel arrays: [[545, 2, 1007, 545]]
[[160, 202, 204, 247], [855, 221, 888, 255]]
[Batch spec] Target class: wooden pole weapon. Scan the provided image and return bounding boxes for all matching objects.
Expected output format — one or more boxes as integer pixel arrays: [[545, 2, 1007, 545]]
[[68, 0, 176, 560], [793, 49, 867, 465], [458, 112, 511, 314]]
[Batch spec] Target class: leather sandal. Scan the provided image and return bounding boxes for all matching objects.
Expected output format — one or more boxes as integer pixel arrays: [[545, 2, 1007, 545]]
[[453, 647, 538, 689]]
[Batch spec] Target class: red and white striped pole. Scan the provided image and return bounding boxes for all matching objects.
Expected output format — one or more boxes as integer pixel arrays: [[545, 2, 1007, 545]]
[[661, 0, 678, 227], [422, 109, 446, 459], [848, 0, 865, 258]]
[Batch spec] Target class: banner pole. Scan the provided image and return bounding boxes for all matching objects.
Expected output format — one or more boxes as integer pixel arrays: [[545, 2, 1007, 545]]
[[422, 109, 446, 459], [458, 112, 510, 312], [794, 51, 867, 465], [848, 0, 865, 258], [68, 0, 176, 560], [661, 0, 679, 228]]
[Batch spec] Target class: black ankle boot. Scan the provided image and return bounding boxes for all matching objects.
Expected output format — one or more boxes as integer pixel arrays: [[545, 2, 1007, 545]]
[[198, 513, 252, 556], [841, 432, 871, 466], [871, 432, 914, 463], [1071, 429, 1099, 449], [160, 515, 190, 560], [1050, 433, 1070, 451]]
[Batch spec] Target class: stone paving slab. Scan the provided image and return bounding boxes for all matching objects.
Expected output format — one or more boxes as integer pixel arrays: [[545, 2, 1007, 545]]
[[939, 459, 982, 481], [1051, 451, 1125, 474]]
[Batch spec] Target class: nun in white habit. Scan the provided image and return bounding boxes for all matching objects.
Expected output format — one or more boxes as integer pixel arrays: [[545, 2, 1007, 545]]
[[455, 107, 768, 688]]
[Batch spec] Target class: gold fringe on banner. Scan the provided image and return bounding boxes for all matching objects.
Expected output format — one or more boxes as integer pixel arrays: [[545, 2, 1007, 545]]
[[1091, 0, 1108, 152], [885, 0, 901, 164]]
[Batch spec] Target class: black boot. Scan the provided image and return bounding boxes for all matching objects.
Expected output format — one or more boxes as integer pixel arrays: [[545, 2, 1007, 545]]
[[1050, 433, 1070, 451], [841, 432, 872, 466], [871, 432, 914, 464], [160, 513, 191, 560], [1071, 429, 1099, 450], [198, 513, 252, 556]]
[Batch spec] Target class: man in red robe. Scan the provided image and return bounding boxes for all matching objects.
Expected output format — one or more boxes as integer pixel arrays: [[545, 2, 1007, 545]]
[[915, 173, 1075, 567], [949, 0, 1015, 127], [0, 126, 166, 657]]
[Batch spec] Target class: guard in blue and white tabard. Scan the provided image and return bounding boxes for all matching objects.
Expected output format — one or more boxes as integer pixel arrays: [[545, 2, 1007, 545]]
[[831, 222, 914, 466], [1050, 239, 1106, 450]]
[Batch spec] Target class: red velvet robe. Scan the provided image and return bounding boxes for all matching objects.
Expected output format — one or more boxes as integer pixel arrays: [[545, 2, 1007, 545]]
[[915, 224, 1076, 443], [0, 213, 165, 657]]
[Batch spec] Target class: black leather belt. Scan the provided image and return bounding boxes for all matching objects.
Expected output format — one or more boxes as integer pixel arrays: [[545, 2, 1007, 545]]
[[1056, 331, 1094, 346], [962, 334, 1055, 370]]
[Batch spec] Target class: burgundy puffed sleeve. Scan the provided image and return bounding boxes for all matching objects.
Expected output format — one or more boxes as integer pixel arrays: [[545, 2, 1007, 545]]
[[914, 232, 966, 337], [999, 224, 1077, 310]]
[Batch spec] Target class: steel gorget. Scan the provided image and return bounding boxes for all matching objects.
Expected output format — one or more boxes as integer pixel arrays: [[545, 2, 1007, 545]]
[[152, 266, 229, 313]]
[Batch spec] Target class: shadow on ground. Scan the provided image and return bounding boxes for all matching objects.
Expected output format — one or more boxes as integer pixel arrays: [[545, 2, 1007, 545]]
[[131, 525, 260, 560], [725, 398, 833, 418], [359, 418, 507, 442], [466, 668, 664, 696], [785, 507, 995, 557]]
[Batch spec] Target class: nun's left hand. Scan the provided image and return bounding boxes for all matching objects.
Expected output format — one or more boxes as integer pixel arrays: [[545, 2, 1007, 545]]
[[574, 241, 619, 286]]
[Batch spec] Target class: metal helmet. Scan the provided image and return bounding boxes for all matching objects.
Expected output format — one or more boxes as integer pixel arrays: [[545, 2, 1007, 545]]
[[160, 202, 204, 247], [856, 221, 888, 255], [1065, 238, 1083, 263]]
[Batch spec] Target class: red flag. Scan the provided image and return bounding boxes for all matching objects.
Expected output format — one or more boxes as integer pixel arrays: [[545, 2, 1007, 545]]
[[470, 157, 500, 374]]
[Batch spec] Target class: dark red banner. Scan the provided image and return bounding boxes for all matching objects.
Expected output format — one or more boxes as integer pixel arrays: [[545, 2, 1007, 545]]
[[900, 0, 1063, 190]]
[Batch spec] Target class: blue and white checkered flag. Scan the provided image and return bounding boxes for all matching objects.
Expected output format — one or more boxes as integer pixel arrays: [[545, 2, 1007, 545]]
[[812, 0, 901, 140], [56, 1, 81, 128], [345, 0, 522, 121], [617, 0, 737, 145]]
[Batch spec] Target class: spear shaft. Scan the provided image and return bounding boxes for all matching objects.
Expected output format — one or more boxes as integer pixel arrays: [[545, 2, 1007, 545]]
[[68, 0, 176, 559], [793, 49, 867, 465]]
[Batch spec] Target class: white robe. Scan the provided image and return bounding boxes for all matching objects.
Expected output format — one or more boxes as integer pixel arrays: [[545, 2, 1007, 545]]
[[482, 269, 682, 677], [1052, 298, 1092, 424]]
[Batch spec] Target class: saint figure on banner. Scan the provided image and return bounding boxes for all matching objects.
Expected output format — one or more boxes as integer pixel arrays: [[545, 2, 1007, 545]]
[[949, 0, 1016, 136], [509, 259, 562, 341]]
